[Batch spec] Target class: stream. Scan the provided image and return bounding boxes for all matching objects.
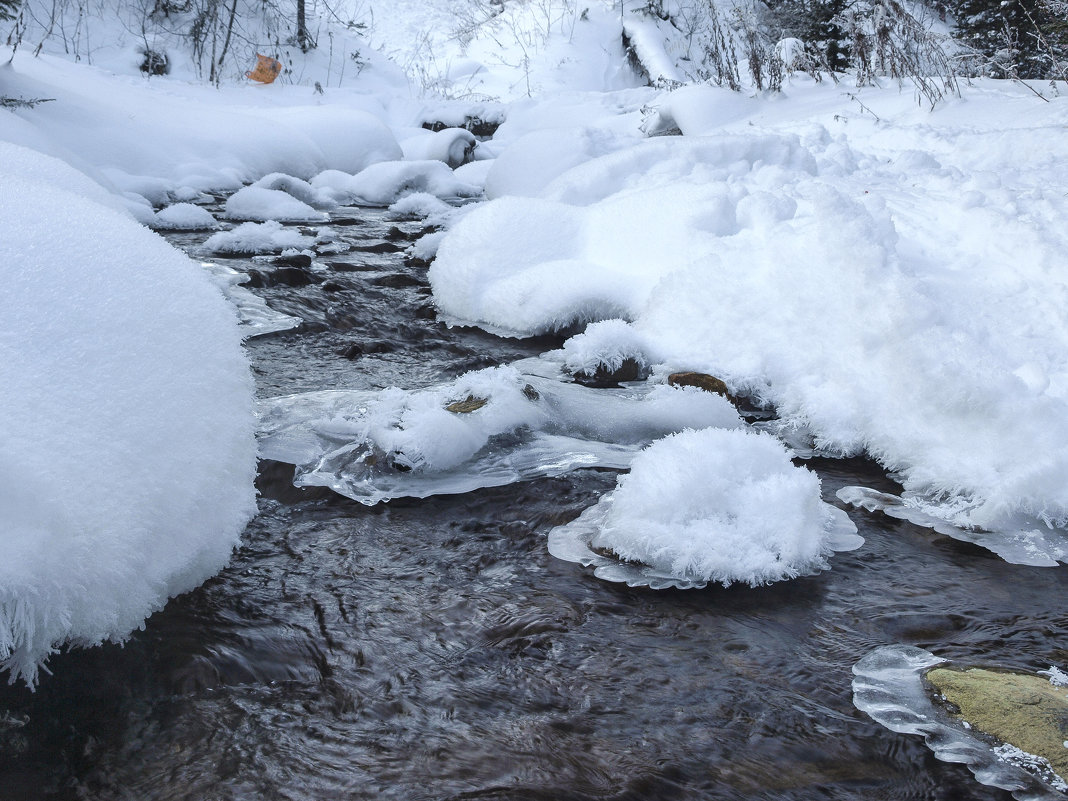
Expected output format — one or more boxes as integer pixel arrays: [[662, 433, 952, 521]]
[[1, 202, 1066, 801]]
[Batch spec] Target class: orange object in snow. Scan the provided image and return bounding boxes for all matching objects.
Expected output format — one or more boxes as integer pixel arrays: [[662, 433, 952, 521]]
[[246, 54, 282, 83]]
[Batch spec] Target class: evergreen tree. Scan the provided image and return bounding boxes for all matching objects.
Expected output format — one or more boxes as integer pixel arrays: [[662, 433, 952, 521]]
[[0, 0, 20, 22], [950, 0, 1067, 77]]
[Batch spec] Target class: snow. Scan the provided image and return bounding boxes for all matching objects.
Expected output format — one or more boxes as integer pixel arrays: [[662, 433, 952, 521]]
[[152, 202, 218, 231], [312, 160, 482, 206], [548, 428, 861, 588], [401, 128, 478, 168], [224, 185, 329, 222], [0, 146, 256, 686], [432, 80, 1068, 561], [203, 220, 315, 255]]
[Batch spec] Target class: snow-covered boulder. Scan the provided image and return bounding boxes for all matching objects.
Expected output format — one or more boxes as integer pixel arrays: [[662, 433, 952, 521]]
[[1, 144, 257, 686]]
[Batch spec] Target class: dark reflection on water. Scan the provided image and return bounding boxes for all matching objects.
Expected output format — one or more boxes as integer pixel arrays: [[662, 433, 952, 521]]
[[2, 208, 1064, 801]]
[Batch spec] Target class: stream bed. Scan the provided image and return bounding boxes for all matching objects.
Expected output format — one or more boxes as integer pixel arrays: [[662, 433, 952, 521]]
[[1, 204, 1066, 800]]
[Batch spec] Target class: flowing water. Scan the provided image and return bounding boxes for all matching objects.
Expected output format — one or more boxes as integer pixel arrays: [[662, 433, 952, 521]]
[[2, 205, 1066, 801]]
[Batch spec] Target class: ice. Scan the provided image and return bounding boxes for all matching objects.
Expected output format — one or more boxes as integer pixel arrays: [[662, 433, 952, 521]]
[[0, 154, 256, 686], [548, 428, 861, 589], [203, 220, 315, 255], [257, 364, 741, 505], [223, 185, 329, 222], [853, 645, 1068, 800], [152, 202, 218, 231], [201, 263, 302, 338], [837, 486, 1068, 567], [312, 161, 482, 207]]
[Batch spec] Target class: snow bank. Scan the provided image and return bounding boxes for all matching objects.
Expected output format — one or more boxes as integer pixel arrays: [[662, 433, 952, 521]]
[[483, 127, 635, 199], [431, 83, 1068, 559], [257, 363, 740, 504], [312, 160, 481, 206], [0, 53, 402, 201], [549, 428, 860, 589], [0, 145, 256, 686]]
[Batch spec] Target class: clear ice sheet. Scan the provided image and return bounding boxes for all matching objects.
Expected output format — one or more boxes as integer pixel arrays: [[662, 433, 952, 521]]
[[837, 486, 1068, 567], [852, 644, 1068, 800], [256, 363, 740, 504], [202, 262, 302, 338]]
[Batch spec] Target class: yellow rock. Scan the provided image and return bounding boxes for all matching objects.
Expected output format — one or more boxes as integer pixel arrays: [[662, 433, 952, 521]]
[[926, 667, 1068, 780]]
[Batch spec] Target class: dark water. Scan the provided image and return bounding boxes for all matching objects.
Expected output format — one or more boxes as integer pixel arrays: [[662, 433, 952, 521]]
[[2, 206, 1066, 801]]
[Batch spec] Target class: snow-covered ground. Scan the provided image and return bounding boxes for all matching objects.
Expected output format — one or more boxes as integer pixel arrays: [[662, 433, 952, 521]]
[[3, 0, 1068, 684]]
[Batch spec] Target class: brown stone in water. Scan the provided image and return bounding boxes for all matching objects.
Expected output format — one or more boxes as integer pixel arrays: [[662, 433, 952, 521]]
[[445, 395, 489, 414], [926, 666, 1068, 781], [668, 371, 730, 396]]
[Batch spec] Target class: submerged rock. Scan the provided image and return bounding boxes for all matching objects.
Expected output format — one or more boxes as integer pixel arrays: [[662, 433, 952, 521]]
[[926, 667, 1068, 781]]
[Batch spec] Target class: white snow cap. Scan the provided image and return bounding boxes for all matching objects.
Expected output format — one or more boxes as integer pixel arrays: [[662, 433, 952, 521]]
[[554, 427, 857, 588], [0, 145, 257, 686]]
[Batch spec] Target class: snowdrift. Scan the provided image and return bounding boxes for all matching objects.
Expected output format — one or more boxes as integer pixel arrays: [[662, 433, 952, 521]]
[[0, 143, 257, 686]]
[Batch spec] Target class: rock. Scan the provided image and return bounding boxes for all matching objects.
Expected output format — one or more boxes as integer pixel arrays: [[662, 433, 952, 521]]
[[668, 371, 730, 396], [272, 252, 313, 269], [371, 273, 423, 289], [926, 666, 1068, 780], [341, 341, 395, 359], [573, 358, 646, 388], [445, 395, 489, 414]]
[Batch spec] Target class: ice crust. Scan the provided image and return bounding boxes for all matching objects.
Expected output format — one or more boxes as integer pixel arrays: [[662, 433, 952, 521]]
[[548, 428, 861, 589], [0, 147, 257, 686], [257, 363, 742, 505], [853, 645, 1068, 800]]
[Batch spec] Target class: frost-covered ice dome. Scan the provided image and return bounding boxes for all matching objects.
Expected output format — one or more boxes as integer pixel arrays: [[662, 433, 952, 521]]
[[0, 144, 257, 686], [549, 427, 861, 589]]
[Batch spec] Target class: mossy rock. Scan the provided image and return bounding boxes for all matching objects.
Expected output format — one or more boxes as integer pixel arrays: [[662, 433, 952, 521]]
[[926, 666, 1068, 780], [445, 395, 488, 414]]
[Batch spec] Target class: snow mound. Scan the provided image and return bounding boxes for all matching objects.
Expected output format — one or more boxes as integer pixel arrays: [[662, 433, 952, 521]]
[[203, 220, 314, 255], [401, 128, 477, 168], [387, 192, 454, 221], [250, 173, 338, 210], [549, 428, 860, 589], [0, 154, 256, 687], [224, 185, 328, 222], [312, 161, 482, 207], [152, 202, 218, 231], [257, 363, 741, 504]]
